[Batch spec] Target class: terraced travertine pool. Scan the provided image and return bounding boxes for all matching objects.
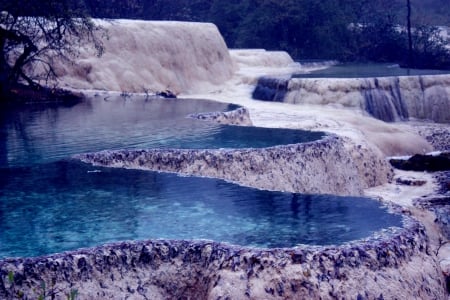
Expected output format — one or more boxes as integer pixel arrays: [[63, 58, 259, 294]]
[[0, 96, 402, 258]]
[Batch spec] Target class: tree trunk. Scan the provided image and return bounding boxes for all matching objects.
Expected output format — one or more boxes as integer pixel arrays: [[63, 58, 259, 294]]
[[407, 0, 413, 66], [0, 27, 38, 94], [0, 32, 11, 95]]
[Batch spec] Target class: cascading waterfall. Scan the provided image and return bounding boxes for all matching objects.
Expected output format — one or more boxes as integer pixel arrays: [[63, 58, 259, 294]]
[[251, 76, 290, 101], [254, 74, 450, 123], [362, 78, 409, 122]]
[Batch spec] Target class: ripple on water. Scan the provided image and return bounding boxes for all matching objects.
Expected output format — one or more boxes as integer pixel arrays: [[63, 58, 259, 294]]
[[0, 161, 403, 258], [0, 97, 323, 168], [0, 96, 401, 258]]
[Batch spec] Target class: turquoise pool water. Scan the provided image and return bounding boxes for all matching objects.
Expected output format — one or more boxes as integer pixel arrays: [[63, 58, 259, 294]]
[[0, 96, 402, 258], [0, 97, 322, 168], [0, 161, 403, 258]]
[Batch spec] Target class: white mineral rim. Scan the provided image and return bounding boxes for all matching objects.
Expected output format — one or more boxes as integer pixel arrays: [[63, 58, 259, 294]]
[[2, 19, 448, 299]]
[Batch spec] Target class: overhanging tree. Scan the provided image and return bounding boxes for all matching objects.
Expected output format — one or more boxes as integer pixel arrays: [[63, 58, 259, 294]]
[[0, 0, 104, 99]]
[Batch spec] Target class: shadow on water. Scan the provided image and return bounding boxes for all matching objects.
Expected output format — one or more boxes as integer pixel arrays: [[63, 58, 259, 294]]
[[0, 99, 93, 167]]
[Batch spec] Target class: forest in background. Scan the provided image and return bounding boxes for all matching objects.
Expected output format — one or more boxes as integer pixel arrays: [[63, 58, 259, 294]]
[[79, 0, 450, 68], [1, 0, 449, 93]]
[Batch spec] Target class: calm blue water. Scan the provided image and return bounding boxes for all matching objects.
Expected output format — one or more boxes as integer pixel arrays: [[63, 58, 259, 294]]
[[0, 97, 323, 168], [293, 63, 450, 78], [0, 96, 402, 258], [0, 161, 403, 258]]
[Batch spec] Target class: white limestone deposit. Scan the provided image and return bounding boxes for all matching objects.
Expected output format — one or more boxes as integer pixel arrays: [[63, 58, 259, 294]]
[[53, 20, 235, 94], [1, 223, 446, 300], [6, 19, 448, 300], [50, 19, 428, 167], [230, 49, 295, 68], [76, 136, 370, 196], [46, 19, 436, 199], [284, 75, 450, 122], [228, 49, 300, 84]]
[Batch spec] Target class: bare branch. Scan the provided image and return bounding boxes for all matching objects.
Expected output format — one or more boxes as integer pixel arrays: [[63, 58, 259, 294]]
[[0, 1, 104, 93]]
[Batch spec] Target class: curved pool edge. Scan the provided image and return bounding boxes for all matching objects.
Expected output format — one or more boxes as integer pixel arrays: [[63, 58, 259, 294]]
[[0, 214, 445, 299], [71, 97, 394, 195], [1, 98, 445, 299], [75, 134, 380, 196]]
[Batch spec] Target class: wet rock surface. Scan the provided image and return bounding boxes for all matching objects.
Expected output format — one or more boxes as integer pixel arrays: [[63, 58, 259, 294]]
[[416, 195, 450, 241], [414, 171, 450, 240], [436, 171, 450, 196], [0, 216, 446, 300], [252, 76, 289, 102], [414, 123, 450, 152], [390, 152, 450, 172], [188, 107, 253, 126], [412, 170, 450, 294], [395, 177, 427, 186]]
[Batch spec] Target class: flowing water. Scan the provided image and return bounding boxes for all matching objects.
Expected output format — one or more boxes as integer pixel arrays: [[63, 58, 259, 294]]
[[0, 96, 402, 258], [260, 63, 450, 123]]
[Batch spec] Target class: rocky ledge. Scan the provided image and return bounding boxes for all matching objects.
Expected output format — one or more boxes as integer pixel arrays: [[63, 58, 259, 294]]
[[74, 135, 393, 196], [390, 152, 450, 172], [1, 214, 446, 299], [188, 107, 253, 126]]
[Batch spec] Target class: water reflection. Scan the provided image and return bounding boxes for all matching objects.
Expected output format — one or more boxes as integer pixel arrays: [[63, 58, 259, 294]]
[[0, 96, 323, 167], [0, 96, 402, 258]]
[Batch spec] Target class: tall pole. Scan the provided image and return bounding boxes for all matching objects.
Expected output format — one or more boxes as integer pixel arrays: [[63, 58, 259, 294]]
[[407, 0, 413, 66]]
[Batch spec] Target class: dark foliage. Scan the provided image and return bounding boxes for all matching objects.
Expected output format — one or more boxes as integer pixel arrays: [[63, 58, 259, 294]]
[[78, 0, 450, 68], [0, 0, 103, 101], [1, 0, 449, 101]]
